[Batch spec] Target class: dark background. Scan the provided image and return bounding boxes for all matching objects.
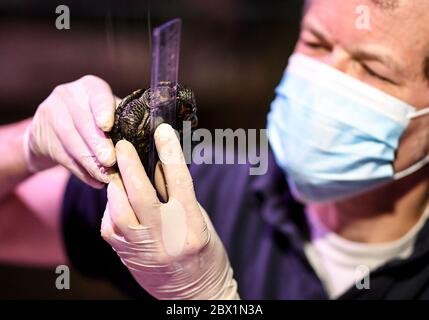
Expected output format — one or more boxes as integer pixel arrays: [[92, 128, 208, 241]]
[[0, 0, 303, 299]]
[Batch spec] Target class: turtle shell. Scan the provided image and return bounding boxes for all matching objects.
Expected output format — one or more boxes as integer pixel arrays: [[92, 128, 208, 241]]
[[110, 84, 198, 170]]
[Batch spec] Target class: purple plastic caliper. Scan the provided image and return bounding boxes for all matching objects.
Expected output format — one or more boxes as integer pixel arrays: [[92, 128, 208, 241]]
[[148, 18, 182, 184]]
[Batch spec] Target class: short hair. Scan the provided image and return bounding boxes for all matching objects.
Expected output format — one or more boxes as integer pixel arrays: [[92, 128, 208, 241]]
[[371, 0, 399, 10]]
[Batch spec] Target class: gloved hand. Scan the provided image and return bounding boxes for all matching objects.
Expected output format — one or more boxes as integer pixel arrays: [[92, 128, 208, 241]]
[[23, 75, 118, 188], [101, 123, 239, 300]]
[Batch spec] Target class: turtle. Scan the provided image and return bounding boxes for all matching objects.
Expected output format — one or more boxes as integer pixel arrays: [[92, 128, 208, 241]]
[[109, 82, 198, 173]]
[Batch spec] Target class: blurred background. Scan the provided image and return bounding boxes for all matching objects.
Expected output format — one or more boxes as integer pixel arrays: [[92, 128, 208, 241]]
[[0, 0, 303, 298]]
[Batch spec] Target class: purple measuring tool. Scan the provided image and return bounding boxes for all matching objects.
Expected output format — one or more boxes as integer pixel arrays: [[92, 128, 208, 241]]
[[147, 18, 182, 184]]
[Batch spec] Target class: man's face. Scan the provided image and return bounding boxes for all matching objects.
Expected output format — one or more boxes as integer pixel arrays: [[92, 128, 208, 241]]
[[294, 0, 429, 172]]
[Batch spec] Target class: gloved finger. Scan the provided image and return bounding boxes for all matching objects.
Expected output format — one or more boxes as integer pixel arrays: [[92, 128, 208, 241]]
[[154, 161, 168, 202], [54, 141, 104, 189], [100, 205, 118, 242], [154, 123, 197, 205], [115, 96, 122, 108], [78, 121, 116, 168], [81, 75, 116, 132], [100, 206, 126, 248], [115, 140, 161, 224], [70, 161, 105, 189], [53, 108, 112, 184], [107, 173, 140, 238], [63, 84, 116, 167]]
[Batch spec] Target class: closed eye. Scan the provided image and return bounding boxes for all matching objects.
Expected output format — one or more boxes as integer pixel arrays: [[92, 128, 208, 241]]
[[361, 63, 397, 85], [299, 24, 333, 53], [303, 40, 328, 50]]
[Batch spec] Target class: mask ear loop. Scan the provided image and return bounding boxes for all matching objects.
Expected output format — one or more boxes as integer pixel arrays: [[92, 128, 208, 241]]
[[407, 107, 429, 120], [394, 155, 429, 180], [393, 107, 429, 179]]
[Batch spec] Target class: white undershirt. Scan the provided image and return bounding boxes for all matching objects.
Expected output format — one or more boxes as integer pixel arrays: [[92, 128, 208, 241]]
[[304, 206, 429, 299]]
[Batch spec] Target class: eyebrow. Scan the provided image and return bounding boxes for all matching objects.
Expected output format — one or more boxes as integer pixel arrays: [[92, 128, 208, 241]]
[[302, 21, 333, 46], [352, 48, 404, 77], [302, 21, 404, 78]]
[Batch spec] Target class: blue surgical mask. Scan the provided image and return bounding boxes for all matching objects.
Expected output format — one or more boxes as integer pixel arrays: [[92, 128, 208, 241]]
[[267, 53, 429, 204]]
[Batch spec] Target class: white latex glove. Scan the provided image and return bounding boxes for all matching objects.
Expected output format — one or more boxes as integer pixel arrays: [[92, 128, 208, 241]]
[[101, 123, 240, 300], [24, 75, 118, 188]]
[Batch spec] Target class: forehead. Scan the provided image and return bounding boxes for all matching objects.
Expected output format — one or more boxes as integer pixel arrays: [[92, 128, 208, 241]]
[[304, 0, 429, 71]]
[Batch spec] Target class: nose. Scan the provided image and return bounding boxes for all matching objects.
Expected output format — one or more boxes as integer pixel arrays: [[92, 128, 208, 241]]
[[319, 46, 350, 73]]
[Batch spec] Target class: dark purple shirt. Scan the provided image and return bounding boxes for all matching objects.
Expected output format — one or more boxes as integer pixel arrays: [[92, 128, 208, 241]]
[[62, 149, 429, 299]]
